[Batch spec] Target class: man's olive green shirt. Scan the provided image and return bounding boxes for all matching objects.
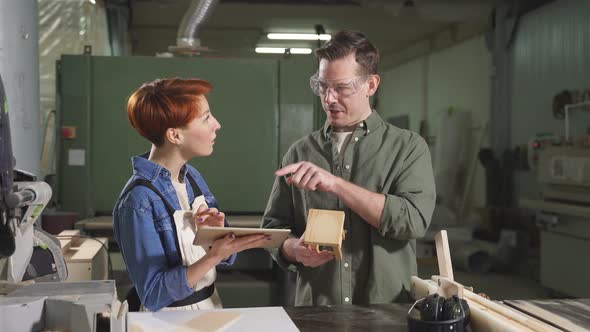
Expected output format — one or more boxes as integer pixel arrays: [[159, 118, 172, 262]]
[[262, 111, 436, 306]]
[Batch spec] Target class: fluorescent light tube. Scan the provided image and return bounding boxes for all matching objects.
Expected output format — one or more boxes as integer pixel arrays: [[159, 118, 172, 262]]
[[289, 48, 313, 54], [267, 33, 331, 41], [255, 47, 312, 54]]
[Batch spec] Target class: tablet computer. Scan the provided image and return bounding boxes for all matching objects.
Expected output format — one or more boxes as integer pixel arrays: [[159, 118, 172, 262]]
[[193, 227, 291, 248]]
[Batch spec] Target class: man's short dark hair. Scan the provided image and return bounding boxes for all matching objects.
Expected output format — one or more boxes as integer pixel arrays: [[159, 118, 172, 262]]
[[314, 30, 380, 75]]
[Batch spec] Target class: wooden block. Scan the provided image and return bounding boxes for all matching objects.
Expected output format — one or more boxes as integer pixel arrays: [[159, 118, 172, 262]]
[[434, 230, 454, 281], [333, 245, 342, 261], [436, 277, 464, 299], [58, 229, 81, 251], [183, 311, 242, 332], [303, 209, 345, 260], [62, 237, 108, 281], [304, 209, 345, 245], [58, 229, 81, 237]]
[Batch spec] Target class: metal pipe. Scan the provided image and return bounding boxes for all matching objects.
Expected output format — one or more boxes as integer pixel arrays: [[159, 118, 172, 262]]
[[176, 0, 219, 48]]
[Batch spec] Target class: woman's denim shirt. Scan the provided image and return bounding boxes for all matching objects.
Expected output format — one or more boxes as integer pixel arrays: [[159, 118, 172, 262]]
[[113, 155, 235, 311]]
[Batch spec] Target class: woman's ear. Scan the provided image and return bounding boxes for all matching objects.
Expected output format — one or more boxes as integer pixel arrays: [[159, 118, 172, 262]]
[[367, 74, 381, 97], [165, 127, 183, 145]]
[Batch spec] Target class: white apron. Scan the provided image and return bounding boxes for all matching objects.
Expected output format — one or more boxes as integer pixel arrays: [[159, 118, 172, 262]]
[[142, 193, 223, 312]]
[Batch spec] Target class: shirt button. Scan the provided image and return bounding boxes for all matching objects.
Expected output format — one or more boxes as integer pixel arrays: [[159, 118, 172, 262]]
[[344, 297, 350, 303], [354, 137, 359, 142], [345, 165, 350, 170], [344, 263, 349, 268]]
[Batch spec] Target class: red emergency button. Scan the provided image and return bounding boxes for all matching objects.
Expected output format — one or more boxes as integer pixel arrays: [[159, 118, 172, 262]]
[[61, 126, 77, 139]]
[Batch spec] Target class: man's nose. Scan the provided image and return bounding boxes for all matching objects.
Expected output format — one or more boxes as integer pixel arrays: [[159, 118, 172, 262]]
[[323, 88, 338, 104]]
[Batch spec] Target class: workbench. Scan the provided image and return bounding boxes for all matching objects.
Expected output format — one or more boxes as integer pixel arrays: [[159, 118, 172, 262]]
[[284, 300, 590, 332], [285, 303, 409, 331]]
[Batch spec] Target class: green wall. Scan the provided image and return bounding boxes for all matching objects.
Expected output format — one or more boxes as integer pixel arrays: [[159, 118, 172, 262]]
[[58, 55, 317, 217]]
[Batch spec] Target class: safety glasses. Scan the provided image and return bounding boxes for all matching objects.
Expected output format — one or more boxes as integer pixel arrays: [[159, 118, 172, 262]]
[[309, 73, 369, 97]]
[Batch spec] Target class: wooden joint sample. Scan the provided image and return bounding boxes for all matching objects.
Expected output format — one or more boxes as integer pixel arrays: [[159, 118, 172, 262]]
[[303, 209, 345, 261]]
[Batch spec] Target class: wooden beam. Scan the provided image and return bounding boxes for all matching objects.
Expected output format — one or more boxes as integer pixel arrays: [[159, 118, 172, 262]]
[[434, 230, 454, 281]]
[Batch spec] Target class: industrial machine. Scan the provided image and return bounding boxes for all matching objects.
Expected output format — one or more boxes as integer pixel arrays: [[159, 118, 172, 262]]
[[0, 74, 62, 283], [0, 73, 124, 332], [521, 139, 590, 297]]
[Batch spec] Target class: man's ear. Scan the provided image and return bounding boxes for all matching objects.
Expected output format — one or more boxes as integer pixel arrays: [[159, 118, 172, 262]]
[[367, 74, 380, 97], [165, 127, 183, 145]]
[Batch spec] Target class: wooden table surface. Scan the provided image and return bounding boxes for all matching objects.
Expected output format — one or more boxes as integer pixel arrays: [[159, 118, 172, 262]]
[[504, 299, 590, 331], [284, 299, 590, 332], [284, 303, 412, 332]]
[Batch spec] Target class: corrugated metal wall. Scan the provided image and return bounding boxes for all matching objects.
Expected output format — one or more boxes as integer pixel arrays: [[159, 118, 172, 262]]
[[510, 0, 590, 198], [510, 0, 590, 145], [0, 0, 40, 175]]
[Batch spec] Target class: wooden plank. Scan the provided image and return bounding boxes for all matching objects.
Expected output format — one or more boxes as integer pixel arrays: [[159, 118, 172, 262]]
[[411, 276, 554, 332], [431, 276, 560, 332], [434, 230, 454, 281], [412, 276, 533, 331], [505, 299, 590, 332]]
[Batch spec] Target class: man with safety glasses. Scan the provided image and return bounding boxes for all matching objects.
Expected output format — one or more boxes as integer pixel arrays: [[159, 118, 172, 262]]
[[263, 30, 436, 306]]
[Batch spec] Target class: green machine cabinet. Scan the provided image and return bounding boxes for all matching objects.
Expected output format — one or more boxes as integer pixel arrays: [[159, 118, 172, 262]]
[[57, 55, 316, 217]]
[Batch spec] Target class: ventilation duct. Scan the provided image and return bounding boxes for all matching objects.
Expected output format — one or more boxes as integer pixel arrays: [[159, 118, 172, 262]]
[[169, 0, 219, 54]]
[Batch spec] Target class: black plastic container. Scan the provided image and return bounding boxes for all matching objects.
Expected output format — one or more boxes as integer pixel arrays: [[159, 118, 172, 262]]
[[407, 296, 469, 332], [407, 315, 465, 332]]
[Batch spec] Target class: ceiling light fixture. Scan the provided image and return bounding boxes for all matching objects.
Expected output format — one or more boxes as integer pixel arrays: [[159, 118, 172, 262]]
[[267, 33, 331, 41], [255, 47, 312, 54]]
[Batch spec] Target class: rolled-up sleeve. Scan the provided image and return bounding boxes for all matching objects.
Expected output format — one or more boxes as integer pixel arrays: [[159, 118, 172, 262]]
[[116, 206, 193, 311], [378, 137, 436, 240]]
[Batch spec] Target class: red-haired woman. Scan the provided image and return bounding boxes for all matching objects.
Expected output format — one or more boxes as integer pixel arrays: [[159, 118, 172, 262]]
[[113, 78, 268, 311]]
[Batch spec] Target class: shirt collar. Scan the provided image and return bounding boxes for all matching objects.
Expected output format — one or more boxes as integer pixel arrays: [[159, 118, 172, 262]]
[[131, 152, 189, 182], [323, 110, 382, 140]]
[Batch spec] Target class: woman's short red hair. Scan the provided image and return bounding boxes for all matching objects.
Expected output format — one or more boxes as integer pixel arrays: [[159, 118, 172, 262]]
[[127, 77, 212, 146]]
